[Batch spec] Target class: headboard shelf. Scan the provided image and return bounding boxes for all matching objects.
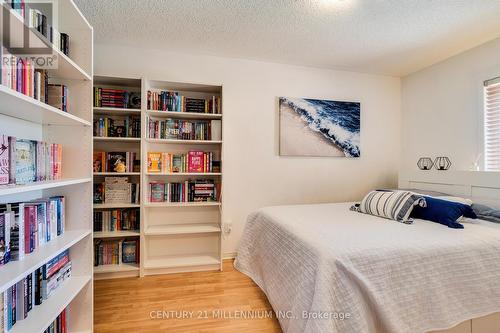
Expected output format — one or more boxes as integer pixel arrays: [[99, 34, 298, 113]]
[[399, 171, 500, 199]]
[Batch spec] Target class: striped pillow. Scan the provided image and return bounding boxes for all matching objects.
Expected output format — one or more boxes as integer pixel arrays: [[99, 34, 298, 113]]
[[352, 190, 426, 224]]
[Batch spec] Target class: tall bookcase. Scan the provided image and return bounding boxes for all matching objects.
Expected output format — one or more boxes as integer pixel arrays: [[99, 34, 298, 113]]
[[0, 1, 93, 332], [141, 79, 223, 276], [92, 77, 223, 279], [92, 76, 142, 280]]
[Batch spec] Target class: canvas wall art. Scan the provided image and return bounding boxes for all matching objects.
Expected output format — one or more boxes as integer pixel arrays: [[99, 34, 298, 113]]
[[279, 97, 360, 157]]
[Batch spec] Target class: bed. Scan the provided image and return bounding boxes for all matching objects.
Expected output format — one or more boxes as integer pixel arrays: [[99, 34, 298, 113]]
[[234, 191, 500, 333]]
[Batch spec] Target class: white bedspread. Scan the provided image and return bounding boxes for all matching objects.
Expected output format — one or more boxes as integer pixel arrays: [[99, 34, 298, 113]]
[[234, 203, 500, 333]]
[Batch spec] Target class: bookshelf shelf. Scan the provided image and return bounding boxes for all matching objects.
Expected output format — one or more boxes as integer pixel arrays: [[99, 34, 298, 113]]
[[0, 1, 91, 82], [0, 178, 92, 197], [144, 202, 221, 208], [93, 137, 141, 142], [94, 230, 141, 238], [144, 255, 220, 270], [93, 107, 142, 115], [49, 45, 92, 81], [94, 172, 141, 176], [0, 229, 91, 293], [146, 138, 223, 145], [9, 276, 91, 333], [146, 110, 222, 120], [93, 203, 141, 209], [145, 172, 222, 176], [0, 85, 91, 126], [94, 263, 139, 274], [145, 224, 221, 236]]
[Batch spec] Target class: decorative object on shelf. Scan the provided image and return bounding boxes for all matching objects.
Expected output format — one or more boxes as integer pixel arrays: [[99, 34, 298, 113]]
[[417, 157, 434, 170], [471, 154, 482, 171], [279, 97, 360, 157], [434, 157, 451, 170], [129, 92, 142, 109]]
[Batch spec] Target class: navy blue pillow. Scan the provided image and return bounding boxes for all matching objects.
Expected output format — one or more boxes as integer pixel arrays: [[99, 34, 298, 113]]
[[410, 196, 477, 229]]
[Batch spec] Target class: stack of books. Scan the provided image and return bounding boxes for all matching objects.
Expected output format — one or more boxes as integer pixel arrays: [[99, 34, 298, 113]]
[[147, 117, 222, 141], [1, 48, 50, 103], [147, 90, 221, 114], [28, 7, 70, 56], [149, 180, 220, 203], [5, 0, 25, 18], [147, 151, 220, 173], [0, 196, 65, 264], [1, 250, 71, 332], [93, 209, 139, 232], [0, 135, 62, 186], [47, 84, 68, 112], [93, 177, 140, 205], [44, 309, 67, 333], [93, 116, 141, 138], [94, 239, 138, 266], [93, 151, 140, 173], [93, 88, 130, 108]]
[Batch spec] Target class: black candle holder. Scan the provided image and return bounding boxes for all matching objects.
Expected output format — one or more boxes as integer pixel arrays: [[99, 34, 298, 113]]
[[417, 157, 434, 170], [434, 157, 451, 170]]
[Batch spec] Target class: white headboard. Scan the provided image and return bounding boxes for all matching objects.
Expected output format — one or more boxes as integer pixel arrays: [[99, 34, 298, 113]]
[[399, 171, 500, 199]]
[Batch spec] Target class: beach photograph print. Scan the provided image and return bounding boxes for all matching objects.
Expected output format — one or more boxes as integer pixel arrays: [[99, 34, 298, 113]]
[[279, 97, 360, 157]]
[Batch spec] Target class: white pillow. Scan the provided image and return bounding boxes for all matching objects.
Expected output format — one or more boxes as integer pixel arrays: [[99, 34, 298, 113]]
[[352, 190, 426, 224], [437, 196, 473, 206]]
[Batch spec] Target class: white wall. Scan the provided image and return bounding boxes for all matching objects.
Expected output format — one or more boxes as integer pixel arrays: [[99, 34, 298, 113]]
[[94, 44, 401, 256], [401, 37, 500, 173]]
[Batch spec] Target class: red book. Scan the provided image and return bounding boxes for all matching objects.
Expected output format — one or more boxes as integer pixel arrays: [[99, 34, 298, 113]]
[[24, 206, 36, 254], [188, 151, 204, 173]]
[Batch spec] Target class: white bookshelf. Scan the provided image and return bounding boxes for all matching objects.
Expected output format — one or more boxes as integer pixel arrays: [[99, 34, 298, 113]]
[[141, 79, 223, 276], [92, 76, 142, 280], [91, 77, 224, 279], [0, 0, 93, 332]]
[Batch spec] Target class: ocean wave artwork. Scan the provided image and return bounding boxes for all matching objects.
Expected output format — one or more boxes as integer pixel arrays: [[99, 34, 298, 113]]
[[279, 97, 360, 157]]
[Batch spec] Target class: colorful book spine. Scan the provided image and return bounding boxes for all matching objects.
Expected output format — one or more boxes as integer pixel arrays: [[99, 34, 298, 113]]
[[147, 90, 221, 114], [0, 135, 9, 185], [148, 180, 220, 203]]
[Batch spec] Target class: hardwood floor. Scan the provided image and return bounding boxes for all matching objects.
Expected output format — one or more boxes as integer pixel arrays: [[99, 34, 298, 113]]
[[94, 260, 282, 333]]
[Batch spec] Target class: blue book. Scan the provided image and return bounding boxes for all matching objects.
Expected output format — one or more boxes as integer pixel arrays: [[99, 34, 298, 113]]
[[122, 240, 137, 264]]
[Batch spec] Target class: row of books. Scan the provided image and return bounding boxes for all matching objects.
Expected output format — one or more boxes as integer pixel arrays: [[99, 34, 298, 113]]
[[147, 118, 222, 141], [93, 116, 141, 138], [28, 8, 70, 56], [147, 91, 221, 114], [93, 177, 140, 205], [5, 0, 25, 18], [43, 309, 67, 333], [147, 151, 220, 173], [94, 239, 138, 266], [149, 180, 220, 203], [93, 88, 141, 109], [2, 49, 69, 112], [93, 151, 140, 173], [1, 250, 71, 332], [93, 209, 139, 232], [0, 196, 65, 265], [0, 135, 62, 186]]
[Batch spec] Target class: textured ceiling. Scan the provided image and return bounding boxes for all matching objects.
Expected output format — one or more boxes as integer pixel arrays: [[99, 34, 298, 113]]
[[75, 0, 500, 76]]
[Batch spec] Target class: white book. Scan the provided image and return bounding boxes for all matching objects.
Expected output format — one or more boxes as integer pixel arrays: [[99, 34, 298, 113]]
[[211, 120, 222, 141]]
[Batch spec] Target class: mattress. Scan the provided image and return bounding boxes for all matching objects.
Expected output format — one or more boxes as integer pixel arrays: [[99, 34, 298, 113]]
[[234, 202, 500, 333]]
